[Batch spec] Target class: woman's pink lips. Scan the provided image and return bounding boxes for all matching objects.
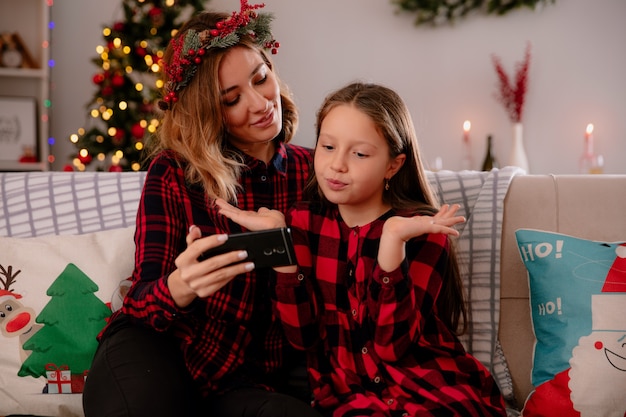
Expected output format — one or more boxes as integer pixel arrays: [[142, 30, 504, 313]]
[[325, 178, 347, 191], [252, 108, 275, 128]]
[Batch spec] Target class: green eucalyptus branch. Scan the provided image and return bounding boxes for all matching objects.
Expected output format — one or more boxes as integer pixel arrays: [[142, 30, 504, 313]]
[[391, 0, 555, 26]]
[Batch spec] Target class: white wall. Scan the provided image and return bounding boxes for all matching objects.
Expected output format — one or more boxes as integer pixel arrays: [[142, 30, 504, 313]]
[[50, 0, 626, 174], [49, 0, 120, 168]]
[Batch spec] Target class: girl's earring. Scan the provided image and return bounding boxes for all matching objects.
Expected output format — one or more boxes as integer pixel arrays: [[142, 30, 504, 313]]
[[385, 178, 390, 191]]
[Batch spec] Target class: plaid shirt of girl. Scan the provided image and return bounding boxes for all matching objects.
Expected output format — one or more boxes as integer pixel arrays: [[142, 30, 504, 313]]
[[272, 202, 507, 417]]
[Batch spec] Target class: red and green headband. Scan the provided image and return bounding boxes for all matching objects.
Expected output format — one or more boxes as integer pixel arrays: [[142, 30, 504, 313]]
[[159, 0, 279, 110]]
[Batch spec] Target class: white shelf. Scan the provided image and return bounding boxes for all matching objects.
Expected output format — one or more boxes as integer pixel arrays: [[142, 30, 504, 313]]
[[0, 161, 48, 172], [0, 67, 48, 78], [0, 0, 50, 171]]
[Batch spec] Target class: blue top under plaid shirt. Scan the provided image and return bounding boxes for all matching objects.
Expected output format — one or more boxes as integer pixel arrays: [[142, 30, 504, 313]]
[[115, 142, 312, 396], [272, 201, 507, 417]]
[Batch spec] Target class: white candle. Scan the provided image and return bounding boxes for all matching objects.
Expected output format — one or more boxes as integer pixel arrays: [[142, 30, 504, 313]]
[[585, 123, 594, 139], [463, 120, 471, 143]]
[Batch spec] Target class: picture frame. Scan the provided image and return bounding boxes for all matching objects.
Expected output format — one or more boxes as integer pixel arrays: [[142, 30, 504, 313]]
[[0, 96, 38, 162]]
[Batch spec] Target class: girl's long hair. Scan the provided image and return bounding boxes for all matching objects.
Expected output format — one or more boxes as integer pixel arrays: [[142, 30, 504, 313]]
[[145, 11, 298, 202], [308, 82, 467, 333]]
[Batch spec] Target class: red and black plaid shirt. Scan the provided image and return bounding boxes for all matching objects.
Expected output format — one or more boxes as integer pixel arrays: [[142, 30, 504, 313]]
[[273, 202, 507, 416], [119, 143, 312, 396]]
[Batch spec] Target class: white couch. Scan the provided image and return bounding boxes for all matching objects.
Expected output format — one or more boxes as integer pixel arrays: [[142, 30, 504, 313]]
[[1, 168, 624, 417]]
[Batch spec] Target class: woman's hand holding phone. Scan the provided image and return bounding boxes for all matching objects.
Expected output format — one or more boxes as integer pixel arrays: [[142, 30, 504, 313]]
[[168, 226, 255, 307], [212, 198, 297, 272]]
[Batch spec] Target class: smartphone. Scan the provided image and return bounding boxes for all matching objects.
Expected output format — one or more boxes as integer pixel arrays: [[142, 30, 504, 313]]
[[197, 227, 297, 268]]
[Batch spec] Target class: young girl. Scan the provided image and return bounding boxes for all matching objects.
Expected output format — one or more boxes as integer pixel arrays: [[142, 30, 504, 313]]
[[217, 82, 507, 416]]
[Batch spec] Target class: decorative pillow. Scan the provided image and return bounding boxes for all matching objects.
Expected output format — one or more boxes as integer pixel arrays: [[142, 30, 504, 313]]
[[0, 226, 135, 417], [515, 229, 626, 417]]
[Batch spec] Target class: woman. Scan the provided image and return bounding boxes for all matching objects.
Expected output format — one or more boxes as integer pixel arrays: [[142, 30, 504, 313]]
[[83, 2, 320, 416]]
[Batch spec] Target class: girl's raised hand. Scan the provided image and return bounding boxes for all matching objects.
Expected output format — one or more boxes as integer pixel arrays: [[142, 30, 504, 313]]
[[384, 203, 465, 242], [214, 198, 286, 231], [378, 204, 465, 272]]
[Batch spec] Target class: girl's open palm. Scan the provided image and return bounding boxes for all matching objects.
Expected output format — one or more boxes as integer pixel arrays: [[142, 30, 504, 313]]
[[378, 204, 465, 271], [214, 198, 286, 231], [384, 204, 465, 242]]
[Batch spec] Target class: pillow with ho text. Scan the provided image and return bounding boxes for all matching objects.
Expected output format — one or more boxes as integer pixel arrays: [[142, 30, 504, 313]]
[[515, 229, 626, 417]]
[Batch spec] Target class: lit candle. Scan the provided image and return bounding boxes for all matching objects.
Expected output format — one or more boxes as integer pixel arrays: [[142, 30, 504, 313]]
[[585, 123, 594, 139], [461, 120, 473, 170], [463, 120, 471, 143], [579, 122, 603, 174]]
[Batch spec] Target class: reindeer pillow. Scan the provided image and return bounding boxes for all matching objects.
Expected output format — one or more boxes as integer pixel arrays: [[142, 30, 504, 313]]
[[0, 226, 135, 417]]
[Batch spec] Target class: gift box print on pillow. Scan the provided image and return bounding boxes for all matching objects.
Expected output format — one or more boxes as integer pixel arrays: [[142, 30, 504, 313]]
[[515, 229, 626, 417]]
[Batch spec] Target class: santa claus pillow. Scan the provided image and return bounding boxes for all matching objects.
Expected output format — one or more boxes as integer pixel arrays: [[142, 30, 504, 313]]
[[515, 229, 626, 417]]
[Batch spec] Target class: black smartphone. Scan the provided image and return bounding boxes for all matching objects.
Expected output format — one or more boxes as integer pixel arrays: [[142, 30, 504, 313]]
[[197, 227, 297, 268]]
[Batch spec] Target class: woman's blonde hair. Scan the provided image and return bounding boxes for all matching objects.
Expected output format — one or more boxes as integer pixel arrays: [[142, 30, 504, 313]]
[[146, 11, 298, 202]]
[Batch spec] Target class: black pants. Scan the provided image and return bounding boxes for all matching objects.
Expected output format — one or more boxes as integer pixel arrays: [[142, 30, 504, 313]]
[[83, 316, 322, 417], [203, 387, 322, 417]]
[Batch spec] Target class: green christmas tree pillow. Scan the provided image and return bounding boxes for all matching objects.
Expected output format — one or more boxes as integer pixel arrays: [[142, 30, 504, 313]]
[[0, 226, 135, 416]]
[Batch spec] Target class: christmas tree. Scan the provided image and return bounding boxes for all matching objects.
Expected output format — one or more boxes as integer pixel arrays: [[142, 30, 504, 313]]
[[18, 263, 111, 381], [68, 0, 209, 172]]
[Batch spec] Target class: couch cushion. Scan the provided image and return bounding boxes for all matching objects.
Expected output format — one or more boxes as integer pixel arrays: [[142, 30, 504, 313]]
[[0, 226, 135, 417], [515, 229, 626, 417], [0, 171, 146, 238]]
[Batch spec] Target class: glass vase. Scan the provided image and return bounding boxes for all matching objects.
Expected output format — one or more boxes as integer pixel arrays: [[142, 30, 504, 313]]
[[509, 122, 529, 172]]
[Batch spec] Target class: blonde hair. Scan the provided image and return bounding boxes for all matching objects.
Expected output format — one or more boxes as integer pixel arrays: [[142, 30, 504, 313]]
[[147, 11, 298, 202]]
